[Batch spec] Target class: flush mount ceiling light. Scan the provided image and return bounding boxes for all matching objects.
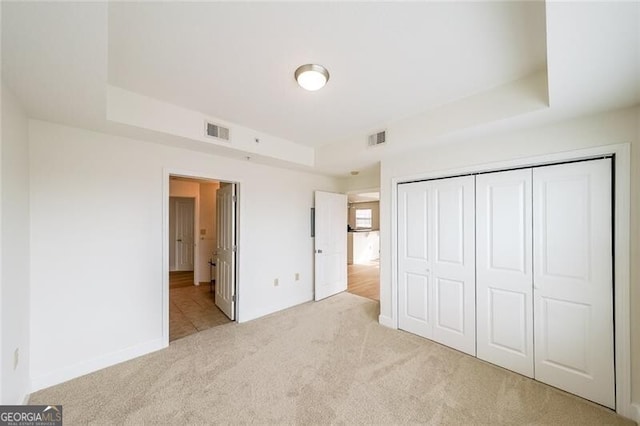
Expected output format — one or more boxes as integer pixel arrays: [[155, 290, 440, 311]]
[[295, 64, 330, 91]]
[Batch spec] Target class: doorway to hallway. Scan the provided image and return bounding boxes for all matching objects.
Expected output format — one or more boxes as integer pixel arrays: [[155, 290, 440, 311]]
[[346, 190, 380, 301], [166, 175, 239, 342], [347, 261, 380, 301]]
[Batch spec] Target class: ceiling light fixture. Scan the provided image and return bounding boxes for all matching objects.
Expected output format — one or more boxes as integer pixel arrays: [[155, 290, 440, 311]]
[[295, 64, 330, 91]]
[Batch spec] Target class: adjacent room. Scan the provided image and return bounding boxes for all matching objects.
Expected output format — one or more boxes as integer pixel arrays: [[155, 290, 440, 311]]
[[168, 176, 233, 341], [347, 191, 380, 301], [1, 1, 639, 424]]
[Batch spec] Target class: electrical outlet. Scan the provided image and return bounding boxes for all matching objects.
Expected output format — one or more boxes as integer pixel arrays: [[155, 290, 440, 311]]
[[274, 278, 279, 287], [14, 348, 19, 370], [295, 273, 300, 281]]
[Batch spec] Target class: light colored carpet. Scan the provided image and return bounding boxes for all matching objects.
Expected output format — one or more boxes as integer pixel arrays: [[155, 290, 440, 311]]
[[29, 293, 633, 424]]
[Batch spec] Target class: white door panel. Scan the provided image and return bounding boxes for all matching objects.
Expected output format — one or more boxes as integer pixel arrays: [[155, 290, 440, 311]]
[[405, 273, 429, 321], [488, 288, 527, 354], [215, 184, 236, 320], [314, 191, 347, 301], [476, 169, 534, 377], [434, 185, 465, 265], [398, 184, 432, 338], [533, 159, 614, 409], [431, 177, 475, 356], [435, 278, 464, 333], [398, 176, 475, 355]]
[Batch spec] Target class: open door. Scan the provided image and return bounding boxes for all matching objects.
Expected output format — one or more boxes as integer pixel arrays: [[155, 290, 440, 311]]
[[215, 183, 236, 320], [314, 191, 347, 301]]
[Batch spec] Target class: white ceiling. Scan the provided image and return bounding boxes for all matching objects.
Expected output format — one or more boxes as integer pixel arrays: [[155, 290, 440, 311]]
[[107, 2, 546, 148], [348, 192, 380, 204], [1, 2, 639, 176]]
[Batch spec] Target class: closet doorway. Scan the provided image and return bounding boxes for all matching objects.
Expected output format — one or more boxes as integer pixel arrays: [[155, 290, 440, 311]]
[[397, 157, 616, 409]]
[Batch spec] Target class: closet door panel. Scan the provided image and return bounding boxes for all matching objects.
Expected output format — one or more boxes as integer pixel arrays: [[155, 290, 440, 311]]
[[476, 169, 533, 377], [533, 158, 614, 409], [431, 176, 476, 356], [398, 182, 433, 338]]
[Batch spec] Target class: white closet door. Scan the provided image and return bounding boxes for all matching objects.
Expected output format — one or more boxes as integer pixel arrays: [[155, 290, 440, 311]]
[[476, 169, 533, 377], [533, 159, 614, 409], [398, 182, 432, 338], [431, 176, 476, 356]]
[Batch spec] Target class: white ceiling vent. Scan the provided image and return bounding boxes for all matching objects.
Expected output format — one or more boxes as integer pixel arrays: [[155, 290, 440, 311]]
[[367, 130, 386, 147], [205, 121, 230, 141]]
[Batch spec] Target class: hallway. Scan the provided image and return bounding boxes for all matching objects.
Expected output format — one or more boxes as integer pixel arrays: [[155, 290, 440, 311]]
[[169, 271, 231, 341], [347, 261, 380, 301]]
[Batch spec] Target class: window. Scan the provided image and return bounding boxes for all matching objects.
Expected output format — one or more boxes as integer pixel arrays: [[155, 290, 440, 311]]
[[355, 208, 372, 229]]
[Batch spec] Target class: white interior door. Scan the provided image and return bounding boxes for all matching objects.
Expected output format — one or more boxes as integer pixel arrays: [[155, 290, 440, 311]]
[[431, 176, 476, 356], [533, 159, 614, 408], [398, 182, 432, 338], [215, 183, 236, 320], [314, 191, 347, 301], [175, 198, 195, 271], [398, 176, 475, 356], [476, 169, 534, 377]]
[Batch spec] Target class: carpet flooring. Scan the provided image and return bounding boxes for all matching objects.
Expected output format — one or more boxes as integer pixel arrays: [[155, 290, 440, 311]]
[[29, 293, 633, 424]]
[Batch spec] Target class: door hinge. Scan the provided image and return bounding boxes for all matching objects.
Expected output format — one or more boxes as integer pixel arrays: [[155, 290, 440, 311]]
[[232, 195, 237, 203], [232, 245, 237, 252], [232, 295, 236, 302]]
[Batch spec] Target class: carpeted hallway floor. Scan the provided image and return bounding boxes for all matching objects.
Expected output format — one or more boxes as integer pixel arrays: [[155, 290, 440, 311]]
[[29, 293, 633, 424]]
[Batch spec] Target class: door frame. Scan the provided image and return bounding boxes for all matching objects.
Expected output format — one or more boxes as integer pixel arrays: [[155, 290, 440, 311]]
[[162, 168, 241, 346], [388, 143, 631, 418]]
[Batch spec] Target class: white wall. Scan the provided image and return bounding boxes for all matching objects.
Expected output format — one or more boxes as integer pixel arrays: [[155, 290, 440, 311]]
[[348, 201, 380, 231], [1, 83, 31, 404], [107, 86, 315, 167], [28, 120, 340, 391], [198, 182, 218, 282], [169, 180, 199, 197], [378, 105, 640, 413]]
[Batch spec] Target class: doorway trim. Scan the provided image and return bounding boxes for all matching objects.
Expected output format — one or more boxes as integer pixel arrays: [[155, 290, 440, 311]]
[[162, 168, 242, 347], [387, 143, 631, 418]]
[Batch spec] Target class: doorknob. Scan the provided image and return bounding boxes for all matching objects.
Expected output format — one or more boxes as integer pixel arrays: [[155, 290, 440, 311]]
[[316, 249, 323, 254]]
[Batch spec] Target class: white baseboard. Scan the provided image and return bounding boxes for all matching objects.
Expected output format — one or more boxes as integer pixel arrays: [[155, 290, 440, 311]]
[[378, 314, 396, 329], [629, 402, 640, 422], [30, 338, 165, 393]]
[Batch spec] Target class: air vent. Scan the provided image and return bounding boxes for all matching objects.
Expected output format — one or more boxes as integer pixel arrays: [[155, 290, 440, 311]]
[[205, 121, 230, 141], [367, 130, 386, 147]]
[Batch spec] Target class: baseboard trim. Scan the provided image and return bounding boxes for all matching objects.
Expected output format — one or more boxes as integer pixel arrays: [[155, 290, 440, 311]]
[[378, 314, 395, 329], [629, 402, 640, 422], [30, 338, 165, 393]]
